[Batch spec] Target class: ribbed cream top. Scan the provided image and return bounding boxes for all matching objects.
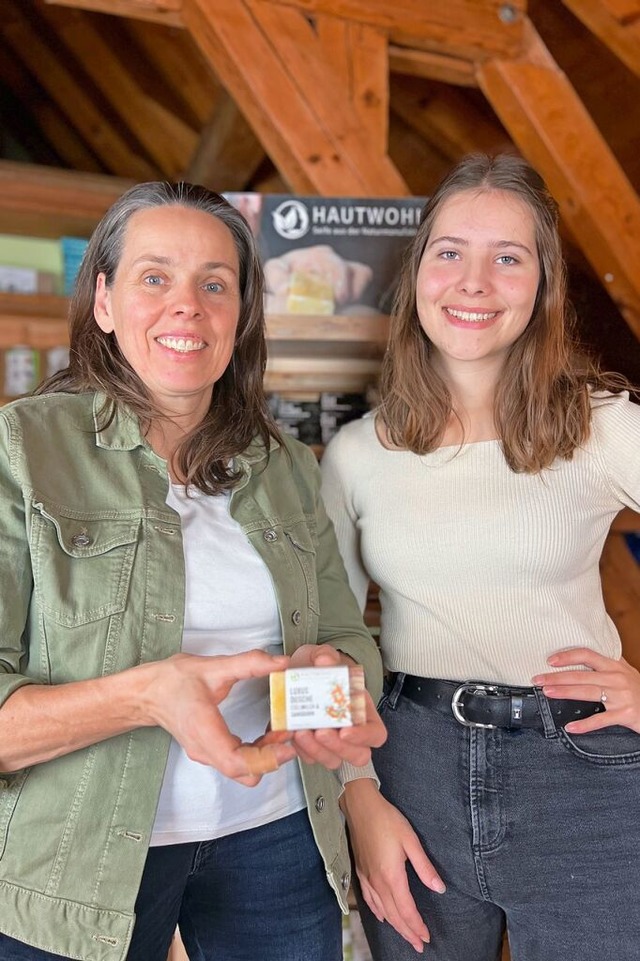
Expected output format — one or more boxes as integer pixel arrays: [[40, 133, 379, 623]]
[[320, 392, 640, 686]]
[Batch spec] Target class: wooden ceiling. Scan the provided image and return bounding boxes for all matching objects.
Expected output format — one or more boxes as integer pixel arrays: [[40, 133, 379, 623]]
[[1, 0, 639, 373]]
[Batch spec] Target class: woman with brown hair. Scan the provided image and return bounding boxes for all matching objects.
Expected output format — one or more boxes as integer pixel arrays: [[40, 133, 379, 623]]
[[321, 153, 640, 960], [0, 182, 385, 960]]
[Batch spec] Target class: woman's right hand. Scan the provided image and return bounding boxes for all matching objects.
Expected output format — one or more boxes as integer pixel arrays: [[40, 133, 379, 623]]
[[140, 651, 298, 786], [340, 778, 446, 953], [0, 650, 295, 780]]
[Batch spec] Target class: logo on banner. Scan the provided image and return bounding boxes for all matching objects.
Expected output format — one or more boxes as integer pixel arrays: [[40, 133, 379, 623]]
[[272, 200, 310, 240]]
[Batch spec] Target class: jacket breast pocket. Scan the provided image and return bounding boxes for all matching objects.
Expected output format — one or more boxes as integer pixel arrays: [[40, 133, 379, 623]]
[[31, 507, 140, 627], [285, 521, 320, 616]]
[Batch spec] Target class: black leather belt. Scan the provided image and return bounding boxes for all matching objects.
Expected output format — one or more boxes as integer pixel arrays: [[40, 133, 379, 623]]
[[399, 675, 605, 730]]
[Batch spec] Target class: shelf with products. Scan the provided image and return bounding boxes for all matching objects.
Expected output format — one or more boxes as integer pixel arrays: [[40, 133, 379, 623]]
[[0, 293, 390, 400]]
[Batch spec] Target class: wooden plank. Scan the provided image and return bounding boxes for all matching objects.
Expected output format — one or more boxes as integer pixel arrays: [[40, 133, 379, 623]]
[[477, 21, 640, 340], [389, 44, 478, 87], [244, 1, 405, 194], [267, 313, 389, 345], [562, 0, 640, 79], [3, 3, 156, 181], [44, 0, 183, 26], [180, 0, 407, 195], [0, 293, 68, 321], [0, 161, 134, 238], [316, 16, 389, 155], [0, 317, 69, 348], [124, 18, 223, 128], [0, 297, 389, 346], [267, 0, 527, 60], [36, 3, 198, 177], [391, 75, 510, 161], [265, 355, 381, 393], [184, 95, 266, 191]]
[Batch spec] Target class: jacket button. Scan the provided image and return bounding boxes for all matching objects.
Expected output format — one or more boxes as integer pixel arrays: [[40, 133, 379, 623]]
[[341, 871, 350, 890], [263, 529, 278, 542], [71, 531, 91, 547], [315, 795, 325, 812], [291, 610, 302, 626]]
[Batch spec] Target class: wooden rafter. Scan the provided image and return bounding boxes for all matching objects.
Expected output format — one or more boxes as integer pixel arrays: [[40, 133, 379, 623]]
[[179, 0, 407, 195], [5, 3, 155, 180], [123, 18, 222, 127], [477, 20, 640, 337], [184, 95, 265, 190], [389, 45, 478, 86], [315, 16, 389, 155], [47, 0, 528, 60], [391, 76, 509, 161], [37, 3, 198, 177], [266, 0, 528, 60], [562, 0, 640, 79], [44, 0, 182, 25], [0, 40, 102, 172]]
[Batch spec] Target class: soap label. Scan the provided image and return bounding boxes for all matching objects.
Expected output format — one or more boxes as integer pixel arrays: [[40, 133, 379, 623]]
[[284, 665, 353, 729]]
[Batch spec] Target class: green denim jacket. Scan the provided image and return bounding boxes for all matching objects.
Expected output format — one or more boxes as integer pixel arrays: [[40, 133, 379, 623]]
[[0, 392, 382, 961]]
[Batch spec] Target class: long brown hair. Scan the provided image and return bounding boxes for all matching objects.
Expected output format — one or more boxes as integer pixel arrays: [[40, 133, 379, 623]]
[[38, 181, 282, 493], [380, 153, 629, 472]]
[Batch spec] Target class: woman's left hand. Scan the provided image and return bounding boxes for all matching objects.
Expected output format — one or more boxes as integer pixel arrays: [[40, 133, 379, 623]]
[[287, 644, 387, 769], [532, 648, 640, 733]]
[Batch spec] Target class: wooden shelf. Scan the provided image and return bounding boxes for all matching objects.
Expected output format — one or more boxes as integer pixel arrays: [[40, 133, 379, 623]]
[[0, 294, 389, 397]]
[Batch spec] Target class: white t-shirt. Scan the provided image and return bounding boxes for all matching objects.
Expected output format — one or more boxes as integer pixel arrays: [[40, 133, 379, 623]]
[[151, 484, 306, 846]]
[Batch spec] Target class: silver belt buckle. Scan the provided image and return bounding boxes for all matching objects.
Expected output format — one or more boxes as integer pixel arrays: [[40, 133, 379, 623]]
[[451, 682, 499, 729]]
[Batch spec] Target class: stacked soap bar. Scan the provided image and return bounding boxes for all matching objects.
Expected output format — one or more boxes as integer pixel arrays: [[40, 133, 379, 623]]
[[270, 664, 366, 730]]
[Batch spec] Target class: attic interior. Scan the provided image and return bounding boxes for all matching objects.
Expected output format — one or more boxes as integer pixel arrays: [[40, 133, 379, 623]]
[[1, 6, 640, 958], [1, 1, 640, 678], [1, 0, 639, 383]]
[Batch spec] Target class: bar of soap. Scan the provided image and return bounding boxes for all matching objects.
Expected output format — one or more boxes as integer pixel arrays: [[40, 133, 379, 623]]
[[286, 270, 335, 315], [270, 664, 366, 731]]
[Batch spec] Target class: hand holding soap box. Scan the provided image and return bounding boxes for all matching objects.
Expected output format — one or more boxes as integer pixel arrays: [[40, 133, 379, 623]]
[[270, 664, 366, 731]]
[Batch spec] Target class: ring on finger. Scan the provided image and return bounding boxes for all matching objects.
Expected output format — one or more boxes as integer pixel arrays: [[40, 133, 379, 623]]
[[600, 689, 608, 705]]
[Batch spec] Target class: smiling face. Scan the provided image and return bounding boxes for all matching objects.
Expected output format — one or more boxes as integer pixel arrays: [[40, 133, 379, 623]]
[[94, 204, 241, 426], [416, 188, 540, 381]]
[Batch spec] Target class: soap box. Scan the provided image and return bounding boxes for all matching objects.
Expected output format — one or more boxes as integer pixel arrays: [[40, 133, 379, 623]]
[[270, 664, 366, 731]]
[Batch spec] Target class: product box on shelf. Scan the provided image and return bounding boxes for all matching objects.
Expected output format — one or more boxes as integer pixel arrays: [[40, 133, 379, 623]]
[[225, 193, 426, 317], [0, 234, 64, 295], [0, 265, 58, 295], [268, 391, 370, 447]]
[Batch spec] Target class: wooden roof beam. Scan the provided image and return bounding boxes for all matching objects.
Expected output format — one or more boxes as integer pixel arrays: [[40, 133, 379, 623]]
[[561, 0, 640, 79], [389, 45, 477, 87], [37, 3, 198, 178], [44, 0, 182, 26], [315, 16, 389, 155], [123, 18, 223, 128], [477, 20, 640, 338], [0, 161, 134, 238], [391, 76, 510, 161], [0, 41, 102, 172], [269, 0, 527, 60], [47, 0, 527, 60], [179, 0, 407, 195], [184, 95, 266, 191], [5, 3, 156, 180]]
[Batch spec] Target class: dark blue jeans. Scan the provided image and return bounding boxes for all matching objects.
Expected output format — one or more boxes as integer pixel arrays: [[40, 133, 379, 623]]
[[357, 674, 640, 961], [0, 809, 342, 961]]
